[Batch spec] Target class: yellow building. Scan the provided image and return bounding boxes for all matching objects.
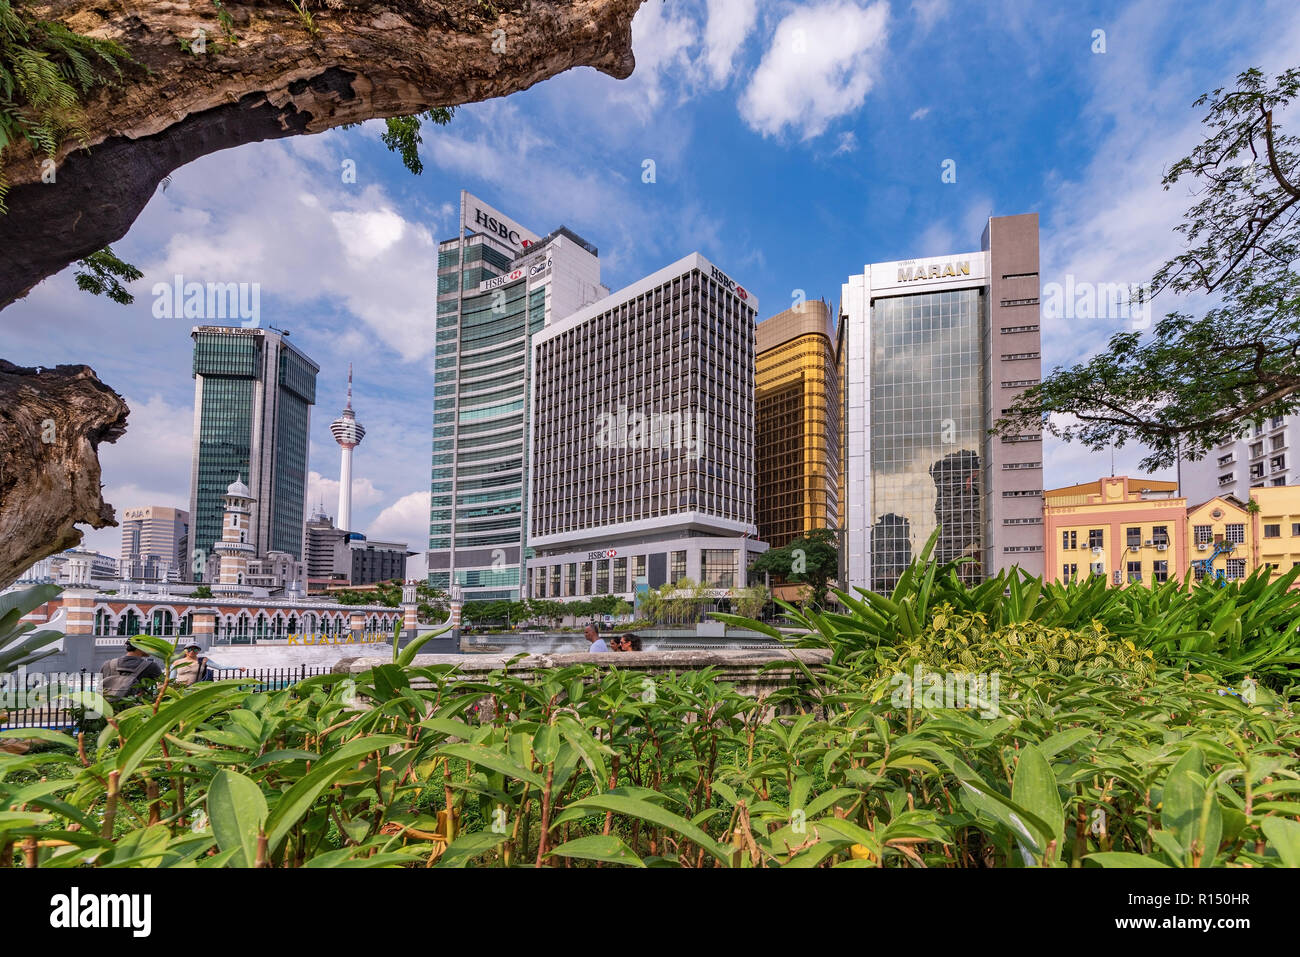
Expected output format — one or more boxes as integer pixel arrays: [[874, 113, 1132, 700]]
[[1044, 477, 1186, 585], [755, 299, 840, 549], [1250, 485, 1300, 584], [1042, 476, 1295, 587], [1185, 495, 1253, 584]]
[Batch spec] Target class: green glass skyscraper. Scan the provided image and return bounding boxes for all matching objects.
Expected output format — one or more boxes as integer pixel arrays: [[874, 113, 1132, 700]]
[[428, 191, 605, 601], [188, 325, 318, 580]]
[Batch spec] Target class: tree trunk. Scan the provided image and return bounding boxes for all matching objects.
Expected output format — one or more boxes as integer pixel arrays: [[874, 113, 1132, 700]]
[[0, 361, 129, 588], [0, 0, 643, 308]]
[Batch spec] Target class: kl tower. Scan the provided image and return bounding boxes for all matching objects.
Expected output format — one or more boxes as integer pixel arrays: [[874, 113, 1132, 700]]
[[329, 364, 366, 534]]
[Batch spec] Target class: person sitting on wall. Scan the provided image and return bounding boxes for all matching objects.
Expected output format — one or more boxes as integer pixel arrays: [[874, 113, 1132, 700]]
[[584, 623, 610, 653]]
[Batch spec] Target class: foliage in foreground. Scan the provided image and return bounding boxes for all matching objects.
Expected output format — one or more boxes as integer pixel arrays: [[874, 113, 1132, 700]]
[[729, 528, 1300, 692], [1, 649, 1296, 868]]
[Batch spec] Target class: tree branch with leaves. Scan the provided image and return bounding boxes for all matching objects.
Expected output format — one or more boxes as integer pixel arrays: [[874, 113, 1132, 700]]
[[999, 67, 1300, 471]]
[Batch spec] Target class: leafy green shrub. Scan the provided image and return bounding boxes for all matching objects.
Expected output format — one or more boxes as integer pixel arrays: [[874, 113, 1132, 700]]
[[878, 604, 1157, 682], [2, 646, 1296, 868]]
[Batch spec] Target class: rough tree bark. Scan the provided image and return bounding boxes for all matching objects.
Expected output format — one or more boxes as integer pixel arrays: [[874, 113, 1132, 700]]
[[0, 362, 129, 589], [0, 0, 643, 308]]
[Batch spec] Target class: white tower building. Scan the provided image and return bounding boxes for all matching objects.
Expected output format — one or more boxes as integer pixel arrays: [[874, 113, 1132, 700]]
[[329, 365, 366, 534], [214, 475, 255, 597]]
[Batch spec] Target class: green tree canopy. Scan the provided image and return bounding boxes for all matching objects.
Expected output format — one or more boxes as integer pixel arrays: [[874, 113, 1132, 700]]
[[999, 67, 1300, 471], [749, 528, 839, 610]]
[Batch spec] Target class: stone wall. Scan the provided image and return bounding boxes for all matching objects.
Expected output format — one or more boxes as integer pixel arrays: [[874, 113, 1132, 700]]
[[335, 648, 832, 705]]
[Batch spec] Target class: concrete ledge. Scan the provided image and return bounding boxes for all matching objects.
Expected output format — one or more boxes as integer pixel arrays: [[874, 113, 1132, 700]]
[[334, 649, 831, 698]]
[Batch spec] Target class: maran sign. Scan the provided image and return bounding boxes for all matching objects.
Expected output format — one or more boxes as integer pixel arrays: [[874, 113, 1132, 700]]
[[709, 264, 749, 301], [896, 260, 972, 283]]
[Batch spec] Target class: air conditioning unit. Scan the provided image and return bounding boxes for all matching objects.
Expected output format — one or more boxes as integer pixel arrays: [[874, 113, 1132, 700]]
[[1157, 544, 1168, 552], [1129, 545, 1141, 552], [1143, 539, 1154, 546], [1197, 543, 1209, 552]]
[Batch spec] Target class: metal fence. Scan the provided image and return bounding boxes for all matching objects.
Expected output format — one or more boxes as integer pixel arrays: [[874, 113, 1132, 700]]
[[206, 665, 333, 691], [0, 666, 333, 734], [0, 669, 98, 734]]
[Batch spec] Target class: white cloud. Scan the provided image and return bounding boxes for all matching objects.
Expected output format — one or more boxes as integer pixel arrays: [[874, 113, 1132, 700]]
[[366, 490, 430, 550], [306, 469, 385, 520], [704, 0, 759, 85], [909, 106, 931, 120], [609, 0, 704, 121], [75, 393, 194, 558], [910, 0, 949, 33], [147, 148, 437, 362], [832, 131, 858, 156], [739, 0, 890, 140]]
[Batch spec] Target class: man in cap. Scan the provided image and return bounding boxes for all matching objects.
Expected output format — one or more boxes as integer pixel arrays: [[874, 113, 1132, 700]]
[[100, 638, 165, 702]]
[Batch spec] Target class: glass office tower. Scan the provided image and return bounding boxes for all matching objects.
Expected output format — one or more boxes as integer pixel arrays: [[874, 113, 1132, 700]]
[[429, 191, 604, 601], [754, 299, 840, 548], [869, 289, 985, 590], [188, 326, 318, 579], [840, 213, 1046, 593]]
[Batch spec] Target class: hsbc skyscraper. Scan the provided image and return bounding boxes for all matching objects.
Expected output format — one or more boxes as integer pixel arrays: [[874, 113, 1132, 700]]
[[428, 191, 607, 601]]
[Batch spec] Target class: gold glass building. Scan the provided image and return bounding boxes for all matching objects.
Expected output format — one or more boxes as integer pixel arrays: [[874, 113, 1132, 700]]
[[755, 300, 841, 548]]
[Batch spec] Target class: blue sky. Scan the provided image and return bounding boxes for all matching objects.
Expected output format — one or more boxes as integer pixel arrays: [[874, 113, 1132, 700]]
[[5, 0, 1299, 569]]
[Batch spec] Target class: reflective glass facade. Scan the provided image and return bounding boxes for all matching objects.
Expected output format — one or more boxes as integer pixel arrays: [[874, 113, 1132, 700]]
[[869, 289, 985, 591], [429, 235, 529, 600], [189, 328, 317, 578], [755, 301, 840, 548]]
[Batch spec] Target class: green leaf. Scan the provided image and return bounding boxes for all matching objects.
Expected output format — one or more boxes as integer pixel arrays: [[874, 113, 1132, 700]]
[[1087, 852, 1171, 868], [264, 734, 406, 853], [562, 793, 732, 866], [436, 831, 506, 868], [532, 724, 560, 766], [547, 834, 645, 867], [207, 769, 268, 868], [1261, 817, 1300, 868], [115, 683, 244, 783], [436, 742, 545, 788], [1011, 743, 1065, 859]]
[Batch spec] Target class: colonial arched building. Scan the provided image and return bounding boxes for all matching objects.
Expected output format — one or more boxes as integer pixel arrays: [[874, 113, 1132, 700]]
[[19, 589, 416, 672]]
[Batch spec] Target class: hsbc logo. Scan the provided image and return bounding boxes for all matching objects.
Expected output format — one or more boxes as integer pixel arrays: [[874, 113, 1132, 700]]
[[479, 268, 524, 292], [586, 549, 617, 561], [473, 208, 531, 249], [709, 265, 749, 302]]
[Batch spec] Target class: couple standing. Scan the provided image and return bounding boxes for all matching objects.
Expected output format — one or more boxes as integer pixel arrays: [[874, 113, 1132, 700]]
[[583, 624, 641, 653]]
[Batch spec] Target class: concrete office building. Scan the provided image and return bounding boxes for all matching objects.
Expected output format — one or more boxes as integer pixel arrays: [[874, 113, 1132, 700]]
[[526, 253, 767, 600], [304, 507, 412, 590], [840, 213, 1045, 593], [429, 191, 606, 601], [189, 325, 318, 578], [120, 506, 189, 582], [1182, 412, 1296, 504], [15, 549, 118, 585], [755, 300, 840, 548]]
